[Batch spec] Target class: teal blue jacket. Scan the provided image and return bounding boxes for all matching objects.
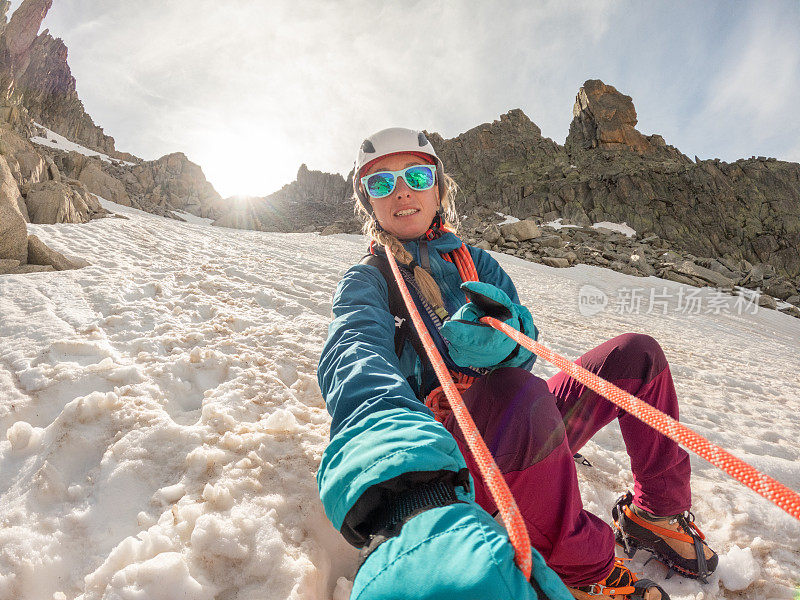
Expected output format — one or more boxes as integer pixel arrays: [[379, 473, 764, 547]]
[[316, 232, 568, 599], [317, 231, 532, 530]]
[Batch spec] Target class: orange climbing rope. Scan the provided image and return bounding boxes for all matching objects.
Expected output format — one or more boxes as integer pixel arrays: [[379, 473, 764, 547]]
[[425, 244, 480, 421], [482, 316, 800, 521], [383, 245, 534, 579]]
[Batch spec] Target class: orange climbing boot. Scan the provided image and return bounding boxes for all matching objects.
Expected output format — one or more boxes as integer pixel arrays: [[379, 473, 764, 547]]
[[612, 491, 718, 583], [568, 557, 668, 599]]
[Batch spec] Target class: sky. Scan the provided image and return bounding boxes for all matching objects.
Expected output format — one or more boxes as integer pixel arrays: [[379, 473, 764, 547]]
[[14, 0, 800, 198]]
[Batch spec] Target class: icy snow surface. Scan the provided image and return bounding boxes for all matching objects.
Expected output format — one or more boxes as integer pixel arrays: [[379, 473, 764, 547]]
[[496, 212, 520, 225], [544, 217, 581, 230], [591, 221, 637, 237], [1, 200, 799, 599], [171, 210, 216, 226], [543, 219, 635, 236]]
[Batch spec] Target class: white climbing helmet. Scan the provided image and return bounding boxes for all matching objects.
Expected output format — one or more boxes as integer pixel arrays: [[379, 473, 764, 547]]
[[353, 127, 446, 211]]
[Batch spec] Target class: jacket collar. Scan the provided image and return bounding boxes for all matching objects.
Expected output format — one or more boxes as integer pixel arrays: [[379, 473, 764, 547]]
[[401, 229, 462, 255]]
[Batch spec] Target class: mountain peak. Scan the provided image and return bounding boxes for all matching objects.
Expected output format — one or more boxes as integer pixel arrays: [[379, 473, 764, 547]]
[[566, 79, 657, 154]]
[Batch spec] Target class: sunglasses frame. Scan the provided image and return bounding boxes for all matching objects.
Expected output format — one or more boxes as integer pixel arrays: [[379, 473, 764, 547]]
[[359, 164, 437, 199]]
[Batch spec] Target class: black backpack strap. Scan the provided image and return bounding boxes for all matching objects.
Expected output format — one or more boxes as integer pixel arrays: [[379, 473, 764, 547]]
[[360, 253, 434, 385]]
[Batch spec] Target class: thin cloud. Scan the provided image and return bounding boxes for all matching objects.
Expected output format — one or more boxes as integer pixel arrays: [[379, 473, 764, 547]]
[[25, 0, 800, 197]]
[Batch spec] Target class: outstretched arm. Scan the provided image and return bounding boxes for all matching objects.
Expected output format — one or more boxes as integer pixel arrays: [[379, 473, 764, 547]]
[[316, 263, 570, 599]]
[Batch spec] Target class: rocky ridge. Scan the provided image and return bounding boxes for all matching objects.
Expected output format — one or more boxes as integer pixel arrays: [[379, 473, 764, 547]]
[[0, 1, 796, 317], [0, 0, 227, 274], [257, 81, 800, 317]]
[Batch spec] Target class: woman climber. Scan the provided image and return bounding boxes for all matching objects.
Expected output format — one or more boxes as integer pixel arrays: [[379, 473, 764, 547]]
[[316, 127, 718, 600]]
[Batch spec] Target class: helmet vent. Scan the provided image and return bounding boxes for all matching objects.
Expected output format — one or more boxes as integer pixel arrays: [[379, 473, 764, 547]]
[[417, 132, 428, 147], [361, 139, 375, 154]]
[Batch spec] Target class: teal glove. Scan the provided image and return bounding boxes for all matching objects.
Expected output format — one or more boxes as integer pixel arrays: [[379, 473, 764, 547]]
[[440, 281, 537, 369]]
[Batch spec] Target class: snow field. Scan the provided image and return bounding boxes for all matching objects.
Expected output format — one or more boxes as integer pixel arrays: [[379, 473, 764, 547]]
[[0, 202, 359, 599], [0, 200, 798, 599]]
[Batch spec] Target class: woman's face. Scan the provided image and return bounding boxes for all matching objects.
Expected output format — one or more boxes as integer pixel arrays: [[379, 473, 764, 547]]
[[362, 153, 440, 240]]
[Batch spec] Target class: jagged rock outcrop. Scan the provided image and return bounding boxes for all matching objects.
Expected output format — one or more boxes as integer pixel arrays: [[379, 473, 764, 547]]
[[42, 149, 222, 219], [0, 122, 45, 186], [427, 108, 566, 217], [131, 152, 221, 217], [249, 163, 355, 233], [76, 158, 132, 206], [566, 80, 667, 155], [0, 0, 125, 158], [23, 179, 103, 223], [27, 232, 77, 270], [0, 153, 27, 261], [422, 81, 800, 287]]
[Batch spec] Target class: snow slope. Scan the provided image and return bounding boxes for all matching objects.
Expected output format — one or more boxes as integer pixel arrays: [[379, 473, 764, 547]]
[[1, 202, 798, 599], [29, 123, 136, 166]]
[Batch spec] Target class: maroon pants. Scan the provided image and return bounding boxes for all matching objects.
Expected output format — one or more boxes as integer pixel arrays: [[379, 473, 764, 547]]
[[442, 333, 691, 587]]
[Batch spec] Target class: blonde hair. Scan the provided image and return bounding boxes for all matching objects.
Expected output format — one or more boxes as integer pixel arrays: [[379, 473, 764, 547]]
[[356, 173, 460, 316]]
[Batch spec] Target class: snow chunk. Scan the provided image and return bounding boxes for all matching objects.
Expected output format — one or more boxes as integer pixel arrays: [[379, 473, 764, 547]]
[[6, 421, 44, 451], [718, 544, 760, 591], [495, 212, 519, 225], [592, 221, 637, 237], [17, 366, 51, 392], [263, 409, 298, 433], [544, 217, 581, 230], [106, 552, 215, 600], [190, 514, 249, 560], [333, 577, 354, 600], [202, 483, 234, 510], [154, 483, 186, 504]]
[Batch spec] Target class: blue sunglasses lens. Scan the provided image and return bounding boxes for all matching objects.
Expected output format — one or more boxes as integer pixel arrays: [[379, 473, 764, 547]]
[[403, 165, 435, 190], [365, 172, 395, 198]]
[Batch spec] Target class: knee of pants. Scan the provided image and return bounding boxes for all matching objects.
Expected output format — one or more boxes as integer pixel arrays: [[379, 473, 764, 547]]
[[464, 368, 567, 472], [611, 333, 668, 381]]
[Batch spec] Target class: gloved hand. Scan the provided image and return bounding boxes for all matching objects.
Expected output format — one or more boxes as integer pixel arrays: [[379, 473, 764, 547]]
[[351, 500, 572, 600], [441, 281, 537, 369]]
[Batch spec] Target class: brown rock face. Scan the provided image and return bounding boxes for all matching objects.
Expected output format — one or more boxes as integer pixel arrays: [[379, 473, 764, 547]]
[[27, 232, 77, 270], [77, 158, 131, 206], [25, 179, 88, 223], [2, 0, 51, 58], [0, 153, 27, 261], [45, 149, 221, 218], [0, 122, 45, 186], [0, 0, 121, 157], [428, 108, 565, 214], [567, 79, 656, 154], [133, 152, 220, 216]]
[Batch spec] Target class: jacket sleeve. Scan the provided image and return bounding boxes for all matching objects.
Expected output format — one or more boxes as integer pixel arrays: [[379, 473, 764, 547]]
[[317, 264, 471, 544], [468, 246, 537, 371]]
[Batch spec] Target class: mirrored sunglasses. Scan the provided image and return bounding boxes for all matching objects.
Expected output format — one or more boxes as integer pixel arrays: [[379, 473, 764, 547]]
[[360, 165, 436, 199]]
